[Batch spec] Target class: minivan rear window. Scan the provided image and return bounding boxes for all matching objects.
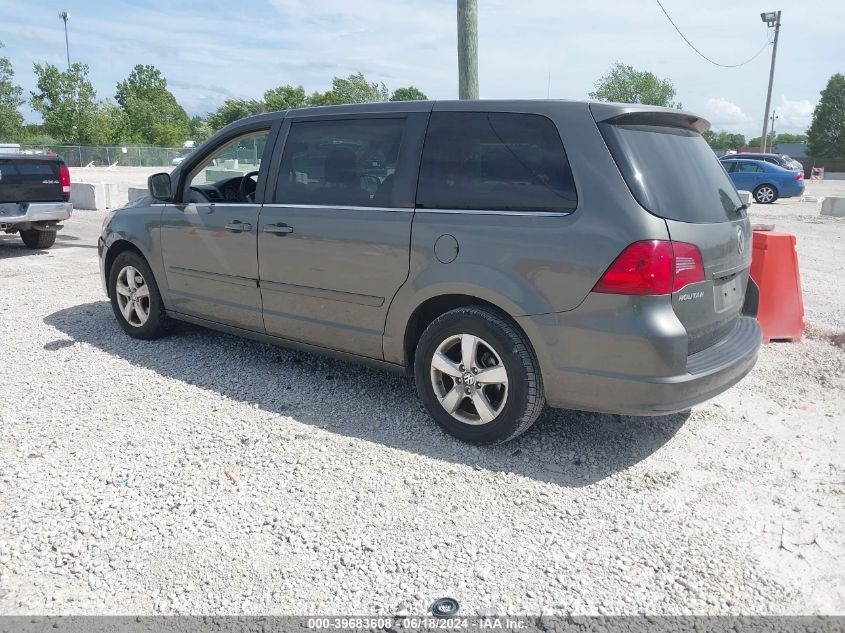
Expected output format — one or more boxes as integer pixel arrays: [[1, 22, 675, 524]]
[[417, 112, 577, 212], [599, 122, 743, 223]]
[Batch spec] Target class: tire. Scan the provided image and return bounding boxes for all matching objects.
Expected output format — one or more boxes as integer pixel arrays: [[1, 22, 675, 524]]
[[20, 229, 57, 249], [108, 250, 171, 340], [753, 184, 778, 204], [414, 306, 544, 444]]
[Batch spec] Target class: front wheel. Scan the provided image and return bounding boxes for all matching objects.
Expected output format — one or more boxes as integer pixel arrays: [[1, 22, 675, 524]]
[[108, 250, 171, 339], [20, 228, 57, 249], [414, 306, 544, 444], [753, 184, 778, 204]]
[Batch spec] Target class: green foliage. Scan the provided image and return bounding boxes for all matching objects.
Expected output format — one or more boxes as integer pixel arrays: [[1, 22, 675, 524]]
[[589, 63, 680, 108], [0, 41, 24, 142], [774, 133, 807, 144], [189, 115, 212, 143], [31, 62, 101, 144], [703, 130, 746, 150], [17, 124, 57, 146], [331, 72, 388, 104], [307, 90, 345, 107], [115, 64, 190, 146], [390, 86, 428, 101], [807, 73, 845, 158], [264, 84, 308, 111], [207, 99, 265, 131]]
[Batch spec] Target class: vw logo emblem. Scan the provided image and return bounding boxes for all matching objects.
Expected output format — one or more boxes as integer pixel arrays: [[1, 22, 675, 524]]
[[736, 227, 745, 255]]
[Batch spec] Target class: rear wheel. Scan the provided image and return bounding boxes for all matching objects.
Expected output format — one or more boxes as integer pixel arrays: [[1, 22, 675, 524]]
[[20, 228, 57, 249], [108, 250, 171, 339], [753, 184, 778, 204], [414, 306, 544, 444]]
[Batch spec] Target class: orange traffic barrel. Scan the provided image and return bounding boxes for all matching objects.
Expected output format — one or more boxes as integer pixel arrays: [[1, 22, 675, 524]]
[[749, 230, 805, 343]]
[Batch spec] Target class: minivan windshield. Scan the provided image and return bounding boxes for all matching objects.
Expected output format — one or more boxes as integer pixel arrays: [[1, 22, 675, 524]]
[[600, 121, 743, 224]]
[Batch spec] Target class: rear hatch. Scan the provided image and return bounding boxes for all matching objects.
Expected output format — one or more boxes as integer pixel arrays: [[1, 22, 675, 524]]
[[0, 154, 68, 203], [595, 109, 752, 355]]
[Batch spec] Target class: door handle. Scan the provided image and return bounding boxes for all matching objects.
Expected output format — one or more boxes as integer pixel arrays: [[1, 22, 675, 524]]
[[264, 224, 294, 235], [225, 221, 252, 232]]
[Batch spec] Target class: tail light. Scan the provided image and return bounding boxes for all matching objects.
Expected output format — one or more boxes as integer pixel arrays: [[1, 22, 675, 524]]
[[593, 240, 705, 296], [59, 165, 71, 198], [796, 172, 803, 181]]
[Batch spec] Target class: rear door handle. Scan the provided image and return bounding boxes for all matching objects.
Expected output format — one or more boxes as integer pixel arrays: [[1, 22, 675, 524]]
[[264, 224, 294, 235], [225, 221, 252, 232]]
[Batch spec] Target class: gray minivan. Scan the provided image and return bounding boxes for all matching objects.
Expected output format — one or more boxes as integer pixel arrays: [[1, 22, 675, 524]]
[[99, 100, 762, 444]]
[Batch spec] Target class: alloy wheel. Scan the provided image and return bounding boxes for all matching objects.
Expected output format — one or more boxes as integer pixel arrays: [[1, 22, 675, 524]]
[[430, 333, 508, 425], [756, 186, 775, 203], [115, 265, 151, 327]]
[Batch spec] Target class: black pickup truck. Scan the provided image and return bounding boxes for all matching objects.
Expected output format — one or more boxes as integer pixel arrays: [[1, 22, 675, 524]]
[[0, 152, 73, 249]]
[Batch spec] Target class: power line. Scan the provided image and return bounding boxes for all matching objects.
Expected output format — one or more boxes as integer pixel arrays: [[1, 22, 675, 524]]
[[655, 0, 771, 68]]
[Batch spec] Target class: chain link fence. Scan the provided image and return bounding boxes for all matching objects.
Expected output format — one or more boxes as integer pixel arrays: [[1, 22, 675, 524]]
[[18, 144, 190, 168]]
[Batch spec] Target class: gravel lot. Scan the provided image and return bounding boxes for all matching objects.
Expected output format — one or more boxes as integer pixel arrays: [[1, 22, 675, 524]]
[[1, 173, 843, 616]]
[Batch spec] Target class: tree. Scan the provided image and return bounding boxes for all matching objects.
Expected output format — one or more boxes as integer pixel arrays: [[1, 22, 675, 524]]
[[807, 73, 845, 158], [0, 40, 24, 141], [589, 63, 680, 108], [390, 86, 428, 101], [265, 84, 308, 111], [207, 98, 265, 131], [331, 72, 388, 104], [703, 130, 746, 150], [31, 62, 101, 144], [115, 64, 190, 146], [189, 115, 212, 143], [307, 90, 345, 107], [775, 133, 807, 144]]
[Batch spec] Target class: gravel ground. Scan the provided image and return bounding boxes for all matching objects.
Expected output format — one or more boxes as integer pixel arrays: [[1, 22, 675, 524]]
[[0, 175, 843, 616]]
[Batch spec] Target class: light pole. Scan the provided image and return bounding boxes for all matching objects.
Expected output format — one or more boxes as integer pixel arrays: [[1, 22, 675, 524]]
[[759, 10, 780, 153], [58, 11, 71, 70]]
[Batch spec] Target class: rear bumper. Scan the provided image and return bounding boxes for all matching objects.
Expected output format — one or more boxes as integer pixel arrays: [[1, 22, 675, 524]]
[[0, 201, 72, 227], [517, 294, 762, 416]]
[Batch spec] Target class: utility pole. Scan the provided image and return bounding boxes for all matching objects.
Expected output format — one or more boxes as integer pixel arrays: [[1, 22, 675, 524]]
[[58, 11, 71, 70], [759, 10, 781, 153], [457, 0, 478, 100]]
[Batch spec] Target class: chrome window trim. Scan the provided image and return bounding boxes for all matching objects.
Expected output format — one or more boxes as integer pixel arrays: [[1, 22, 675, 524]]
[[261, 203, 572, 217], [263, 203, 412, 213], [415, 208, 573, 217]]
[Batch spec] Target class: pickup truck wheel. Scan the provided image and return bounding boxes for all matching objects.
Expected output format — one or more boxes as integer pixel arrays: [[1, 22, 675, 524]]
[[108, 251, 171, 340], [20, 229, 57, 249], [414, 306, 545, 444]]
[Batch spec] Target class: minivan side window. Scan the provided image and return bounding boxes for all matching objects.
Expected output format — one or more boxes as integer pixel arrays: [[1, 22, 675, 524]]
[[416, 112, 577, 212], [275, 118, 406, 207]]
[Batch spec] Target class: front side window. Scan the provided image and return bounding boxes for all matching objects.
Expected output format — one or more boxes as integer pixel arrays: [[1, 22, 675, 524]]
[[416, 112, 577, 212], [185, 129, 270, 203], [275, 118, 406, 207]]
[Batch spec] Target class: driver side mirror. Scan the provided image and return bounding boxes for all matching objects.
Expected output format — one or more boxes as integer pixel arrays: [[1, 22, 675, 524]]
[[148, 173, 172, 201]]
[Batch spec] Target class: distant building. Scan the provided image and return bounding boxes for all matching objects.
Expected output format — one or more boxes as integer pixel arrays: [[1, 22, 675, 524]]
[[774, 142, 808, 158]]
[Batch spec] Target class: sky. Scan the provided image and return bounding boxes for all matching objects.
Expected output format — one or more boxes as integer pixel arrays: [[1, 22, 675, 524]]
[[1, 0, 843, 139]]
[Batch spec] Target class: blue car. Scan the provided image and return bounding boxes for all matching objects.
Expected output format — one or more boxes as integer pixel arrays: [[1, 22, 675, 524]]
[[721, 158, 805, 204]]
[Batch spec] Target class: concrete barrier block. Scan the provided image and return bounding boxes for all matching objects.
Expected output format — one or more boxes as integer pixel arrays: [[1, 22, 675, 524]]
[[737, 190, 753, 206], [821, 197, 845, 217], [128, 187, 149, 202], [70, 182, 119, 210]]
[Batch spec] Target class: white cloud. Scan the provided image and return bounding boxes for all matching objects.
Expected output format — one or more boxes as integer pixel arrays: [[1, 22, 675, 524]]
[[704, 97, 751, 126], [773, 96, 815, 133]]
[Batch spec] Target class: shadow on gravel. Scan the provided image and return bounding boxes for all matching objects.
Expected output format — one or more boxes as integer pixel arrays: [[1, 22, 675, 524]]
[[0, 234, 96, 258], [46, 301, 689, 487]]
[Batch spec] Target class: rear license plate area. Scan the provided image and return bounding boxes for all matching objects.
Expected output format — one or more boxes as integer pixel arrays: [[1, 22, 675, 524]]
[[714, 275, 743, 312]]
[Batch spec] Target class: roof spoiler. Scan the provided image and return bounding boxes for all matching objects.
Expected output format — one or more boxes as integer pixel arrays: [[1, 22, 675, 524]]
[[589, 102, 710, 134]]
